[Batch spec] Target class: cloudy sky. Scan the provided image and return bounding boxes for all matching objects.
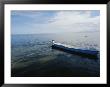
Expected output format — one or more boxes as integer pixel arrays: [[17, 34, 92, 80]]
[[11, 10, 100, 34]]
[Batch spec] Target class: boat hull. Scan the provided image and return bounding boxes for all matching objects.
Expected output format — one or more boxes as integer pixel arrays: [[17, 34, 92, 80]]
[[52, 44, 99, 59]]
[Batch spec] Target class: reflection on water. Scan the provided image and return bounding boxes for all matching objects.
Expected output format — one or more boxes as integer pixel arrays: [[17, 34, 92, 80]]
[[11, 32, 100, 77]]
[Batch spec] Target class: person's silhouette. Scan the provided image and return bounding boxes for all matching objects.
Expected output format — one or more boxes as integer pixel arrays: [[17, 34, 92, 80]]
[[52, 40, 55, 45]]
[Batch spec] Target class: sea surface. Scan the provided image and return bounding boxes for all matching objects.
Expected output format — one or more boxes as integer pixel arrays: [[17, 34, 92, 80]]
[[11, 32, 100, 77]]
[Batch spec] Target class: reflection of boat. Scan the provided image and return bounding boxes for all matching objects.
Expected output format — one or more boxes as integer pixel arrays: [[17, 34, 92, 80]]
[[51, 40, 99, 58]]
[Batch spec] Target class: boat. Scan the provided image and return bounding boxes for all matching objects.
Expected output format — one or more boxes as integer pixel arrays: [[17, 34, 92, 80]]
[[51, 40, 99, 58]]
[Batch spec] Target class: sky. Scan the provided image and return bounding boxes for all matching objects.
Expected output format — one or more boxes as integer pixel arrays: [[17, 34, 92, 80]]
[[11, 10, 100, 34]]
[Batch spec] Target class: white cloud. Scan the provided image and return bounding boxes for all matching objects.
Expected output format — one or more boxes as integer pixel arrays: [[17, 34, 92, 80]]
[[12, 11, 100, 34], [32, 11, 100, 34]]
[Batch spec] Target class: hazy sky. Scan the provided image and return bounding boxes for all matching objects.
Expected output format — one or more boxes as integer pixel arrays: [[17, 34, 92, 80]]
[[11, 10, 100, 34]]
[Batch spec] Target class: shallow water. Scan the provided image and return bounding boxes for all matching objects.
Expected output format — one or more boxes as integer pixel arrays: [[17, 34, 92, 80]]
[[11, 32, 100, 77]]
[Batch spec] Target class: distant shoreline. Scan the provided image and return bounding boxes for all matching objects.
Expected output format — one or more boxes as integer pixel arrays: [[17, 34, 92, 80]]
[[11, 30, 100, 36]]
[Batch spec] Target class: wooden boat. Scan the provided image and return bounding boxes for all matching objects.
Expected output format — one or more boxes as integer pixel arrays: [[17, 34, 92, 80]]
[[51, 40, 99, 58]]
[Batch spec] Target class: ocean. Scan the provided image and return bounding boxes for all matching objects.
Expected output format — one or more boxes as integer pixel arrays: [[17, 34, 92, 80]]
[[11, 32, 100, 77]]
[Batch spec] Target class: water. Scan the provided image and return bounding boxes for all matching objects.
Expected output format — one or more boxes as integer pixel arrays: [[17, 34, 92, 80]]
[[11, 32, 100, 77]]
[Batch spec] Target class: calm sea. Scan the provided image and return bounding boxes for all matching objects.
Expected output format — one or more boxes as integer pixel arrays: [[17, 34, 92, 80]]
[[11, 32, 100, 77]]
